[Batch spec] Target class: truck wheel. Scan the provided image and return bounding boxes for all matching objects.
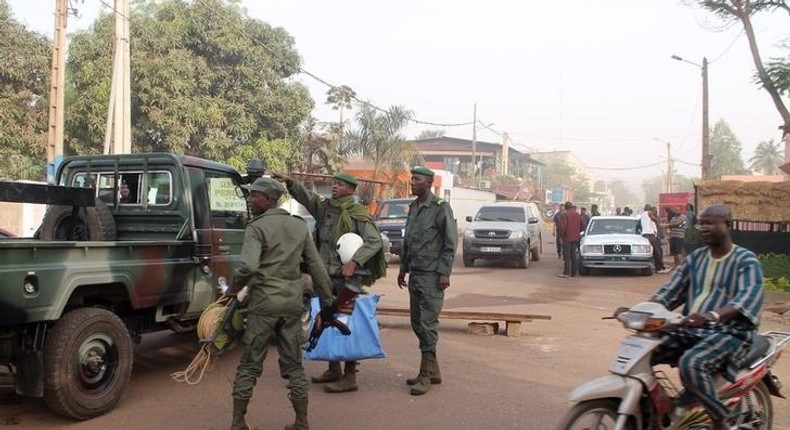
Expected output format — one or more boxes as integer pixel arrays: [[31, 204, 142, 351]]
[[463, 256, 475, 267], [530, 240, 541, 262], [44, 307, 133, 420], [39, 198, 117, 241], [518, 250, 530, 269]]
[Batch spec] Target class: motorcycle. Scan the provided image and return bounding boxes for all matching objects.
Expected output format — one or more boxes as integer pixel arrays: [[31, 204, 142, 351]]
[[558, 302, 790, 430]]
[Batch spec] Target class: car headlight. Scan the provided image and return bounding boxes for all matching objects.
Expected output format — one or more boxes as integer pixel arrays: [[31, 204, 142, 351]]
[[632, 244, 652, 254], [509, 230, 523, 239], [582, 244, 603, 254], [464, 229, 475, 238]]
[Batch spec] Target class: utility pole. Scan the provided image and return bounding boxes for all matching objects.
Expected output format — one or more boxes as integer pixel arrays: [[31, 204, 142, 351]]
[[46, 0, 68, 183], [701, 57, 710, 180], [104, 0, 132, 155], [471, 103, 477, 186], [501, 132, 510, 176], [666, 141, 672, 193]]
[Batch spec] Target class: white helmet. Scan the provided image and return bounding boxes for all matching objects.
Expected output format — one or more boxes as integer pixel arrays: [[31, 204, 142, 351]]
[[336, 232, 364, 264]]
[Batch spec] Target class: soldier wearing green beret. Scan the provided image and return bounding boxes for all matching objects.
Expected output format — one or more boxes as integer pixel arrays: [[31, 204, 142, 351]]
[[397, 166, 457, 396], [272, 171, 386, 393], [227, 177, 335, 430]]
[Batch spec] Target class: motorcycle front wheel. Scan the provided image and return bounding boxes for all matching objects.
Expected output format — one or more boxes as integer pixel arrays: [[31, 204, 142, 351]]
[[557, 399, 636, 430]]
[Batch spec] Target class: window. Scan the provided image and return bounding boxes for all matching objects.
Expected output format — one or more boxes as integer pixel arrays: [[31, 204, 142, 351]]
[[146, 172, 172, 205], [72, 170, 171, 206], [205, 171, 248, 229]]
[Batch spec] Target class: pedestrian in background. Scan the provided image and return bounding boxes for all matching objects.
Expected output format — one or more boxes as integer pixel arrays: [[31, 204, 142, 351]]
[[227, 177, 335, 430], [668, 206, 687, 268], [640, 204, 669, 274], [397, 166, 457, 396], [558, 202, 583, 278], [553, 205, 566, 260]]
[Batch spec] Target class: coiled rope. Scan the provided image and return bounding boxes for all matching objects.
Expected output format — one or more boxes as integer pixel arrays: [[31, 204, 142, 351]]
[[171, 296, 236, 385]]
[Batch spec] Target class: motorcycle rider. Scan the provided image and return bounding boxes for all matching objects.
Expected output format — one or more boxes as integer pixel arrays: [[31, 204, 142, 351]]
[[617, 204, 764, 430]]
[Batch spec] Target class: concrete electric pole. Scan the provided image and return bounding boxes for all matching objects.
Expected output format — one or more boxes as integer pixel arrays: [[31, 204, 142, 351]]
[[103, 0, 132, 155], [471, 103, 477, 185], [46, 0, 68, 182]]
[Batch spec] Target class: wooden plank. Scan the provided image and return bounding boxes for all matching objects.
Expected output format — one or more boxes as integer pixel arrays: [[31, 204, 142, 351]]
[[376, 306, 552, 321]]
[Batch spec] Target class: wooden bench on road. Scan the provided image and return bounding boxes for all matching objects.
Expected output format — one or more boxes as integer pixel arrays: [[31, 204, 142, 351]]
[[376, 306, 552, 337]]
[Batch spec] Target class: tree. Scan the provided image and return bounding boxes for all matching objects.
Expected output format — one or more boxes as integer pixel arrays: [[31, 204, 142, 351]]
[[748, 139, 783, 174], [416, 129, 444, 139], [325, 85, 356, 125], [709, 119, 750, 178], [641, 173, 697, 206], [65, 0, 313, 162], [543, 159, 592, 202], [345, 103, 415, 178], [607, 180, 640, 208], [691, 0, 790, 166], [0, 0, 50, 180]]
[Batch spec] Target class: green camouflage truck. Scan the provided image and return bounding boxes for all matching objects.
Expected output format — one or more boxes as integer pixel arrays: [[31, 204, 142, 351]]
[[0, 153, 256, 420]]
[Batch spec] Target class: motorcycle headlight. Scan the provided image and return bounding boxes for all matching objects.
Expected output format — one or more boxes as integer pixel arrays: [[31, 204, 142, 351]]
[[464, 229, 475, 238], [582, 244, 603, 254], [509, 230, 523, 239], [632, 244, 652, 254]]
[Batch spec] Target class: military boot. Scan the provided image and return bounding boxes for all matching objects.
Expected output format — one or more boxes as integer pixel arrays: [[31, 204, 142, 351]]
[[231, 399, 250, 430], [406, 357, 441, 386], [310, 361, 342, 384], [324, 361, 358, 393], [284, 397, 309, 430]]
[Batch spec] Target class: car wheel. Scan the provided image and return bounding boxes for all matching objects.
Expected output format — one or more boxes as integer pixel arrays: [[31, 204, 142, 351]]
[[578, 264, 590, 276], [640, 267, 654, 276], [518, 250, 530, 269], [463, 256, 475, 267]]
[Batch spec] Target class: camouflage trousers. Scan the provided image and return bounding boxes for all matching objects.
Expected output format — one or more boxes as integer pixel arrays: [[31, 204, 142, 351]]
[[408, 271, 445, 360], [232, 312, 308, 401]]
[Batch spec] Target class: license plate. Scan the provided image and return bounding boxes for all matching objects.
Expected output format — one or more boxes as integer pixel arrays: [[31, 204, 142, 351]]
[[481, 247, 501, 252]]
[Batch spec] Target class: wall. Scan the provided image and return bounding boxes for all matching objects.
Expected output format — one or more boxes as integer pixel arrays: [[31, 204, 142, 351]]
[[448, 187, 497, 232], [0, 202, 46, 237]]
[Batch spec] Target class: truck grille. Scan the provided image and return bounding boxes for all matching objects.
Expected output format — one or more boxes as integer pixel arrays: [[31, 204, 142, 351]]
[[604, 244, 631, 255], [474, 230, 510, 239]]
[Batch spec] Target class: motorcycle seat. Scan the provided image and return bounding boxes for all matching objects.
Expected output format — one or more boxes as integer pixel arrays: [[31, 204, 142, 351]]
[[736, 335, 770, 369]]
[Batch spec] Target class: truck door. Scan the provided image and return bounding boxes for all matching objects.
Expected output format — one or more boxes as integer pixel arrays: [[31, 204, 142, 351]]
[[189, 168, 249, 298]]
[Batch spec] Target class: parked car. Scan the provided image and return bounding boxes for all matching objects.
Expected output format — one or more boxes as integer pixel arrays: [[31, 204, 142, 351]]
[[577, 216, 654, 276], [462, 201, 543, 268], [373, 198, 414, 257]]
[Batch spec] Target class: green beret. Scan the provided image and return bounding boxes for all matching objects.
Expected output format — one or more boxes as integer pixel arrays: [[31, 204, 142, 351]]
[[410, 166, 434, 177], [242, 177, 285, 199], [333, 172, 358, 186]]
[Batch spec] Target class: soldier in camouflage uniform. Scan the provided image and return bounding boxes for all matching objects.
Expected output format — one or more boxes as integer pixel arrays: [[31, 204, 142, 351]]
[[397, 166, 457, 396], [272, 171, 384, 393], [226, 177, 334, 430]]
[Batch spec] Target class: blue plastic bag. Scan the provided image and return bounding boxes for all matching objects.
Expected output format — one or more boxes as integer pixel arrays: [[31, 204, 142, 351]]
[[304, 294, 386, 361]]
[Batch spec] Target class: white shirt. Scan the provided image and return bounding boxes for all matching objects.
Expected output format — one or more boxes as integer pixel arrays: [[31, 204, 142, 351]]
[[639, 211, 657, 235]]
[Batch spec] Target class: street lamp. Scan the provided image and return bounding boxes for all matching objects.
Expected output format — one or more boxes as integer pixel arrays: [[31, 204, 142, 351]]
[[671, 55, 710, 180]]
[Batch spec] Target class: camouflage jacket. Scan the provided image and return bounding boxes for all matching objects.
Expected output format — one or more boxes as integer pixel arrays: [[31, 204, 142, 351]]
[[233, 208, 333, 315], [400, 193, 457, 276]]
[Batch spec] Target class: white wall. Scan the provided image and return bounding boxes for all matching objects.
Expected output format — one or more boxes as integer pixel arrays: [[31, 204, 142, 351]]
[[448, 187, 497, 232]]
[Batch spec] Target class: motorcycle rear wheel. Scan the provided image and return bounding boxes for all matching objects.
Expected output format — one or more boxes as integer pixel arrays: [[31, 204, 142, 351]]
[[730, 380, 773, 430], [557, 399, 636, 430]]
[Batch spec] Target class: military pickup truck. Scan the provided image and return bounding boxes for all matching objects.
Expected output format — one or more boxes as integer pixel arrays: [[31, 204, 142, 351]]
[[0, 153, 255, 420]]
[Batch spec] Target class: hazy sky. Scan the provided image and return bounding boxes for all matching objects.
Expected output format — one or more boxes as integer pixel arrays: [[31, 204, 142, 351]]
[[8, 0, 789, 184]]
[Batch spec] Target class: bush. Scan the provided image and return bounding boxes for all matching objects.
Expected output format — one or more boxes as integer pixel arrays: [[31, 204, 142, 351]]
[[758, 253, 790, 279], [765, 277, 790, 292]]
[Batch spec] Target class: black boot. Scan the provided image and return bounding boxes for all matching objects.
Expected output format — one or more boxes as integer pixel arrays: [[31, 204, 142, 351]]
[[284, 397, 309, 430], [231, 398, 250, 430]]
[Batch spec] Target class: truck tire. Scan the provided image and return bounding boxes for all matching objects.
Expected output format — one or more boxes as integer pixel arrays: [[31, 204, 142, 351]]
[[43, 307, 134, 420], [39, 198, 117, 241]]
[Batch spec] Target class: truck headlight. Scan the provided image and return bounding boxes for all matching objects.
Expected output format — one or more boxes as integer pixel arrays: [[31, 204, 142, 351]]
[[632, 244, 652, 254], [464, 229, 475, 238], [509, 230, 523, 239], [582, 244, 603, 254]]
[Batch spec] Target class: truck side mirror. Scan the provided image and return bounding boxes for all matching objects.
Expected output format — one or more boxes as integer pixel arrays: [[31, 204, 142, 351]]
[[465, 216, 472, 222], [528, 217, 539, 224]]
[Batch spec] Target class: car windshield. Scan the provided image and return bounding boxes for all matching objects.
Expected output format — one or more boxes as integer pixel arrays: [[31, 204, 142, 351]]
[[474, 207, 525, 222], [587, 219, 639, 235], [377, 201, 410, 219]]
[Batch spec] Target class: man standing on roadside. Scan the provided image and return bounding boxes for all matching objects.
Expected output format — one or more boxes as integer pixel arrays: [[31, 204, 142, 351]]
[[227, 177, 335, 430], [557, 202, 583, 278], [552, 205, 566, 260], [272, 171, 385, 394], [668, 206, 687, 268], [397, 166, 457, 396], [640, 204, 670, 274]]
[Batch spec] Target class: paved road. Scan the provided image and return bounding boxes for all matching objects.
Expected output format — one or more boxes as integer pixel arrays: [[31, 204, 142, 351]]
[[1, 237, 789, 429]]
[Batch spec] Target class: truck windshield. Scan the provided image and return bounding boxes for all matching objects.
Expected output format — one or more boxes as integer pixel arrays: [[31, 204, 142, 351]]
[[377, 202, 410, 219], [474, 207, 525, 222]]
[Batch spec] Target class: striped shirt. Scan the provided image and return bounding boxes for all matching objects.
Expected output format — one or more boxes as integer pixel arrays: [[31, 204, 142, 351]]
[[651, 245, 764, 327], [669, 214, 686, 239]]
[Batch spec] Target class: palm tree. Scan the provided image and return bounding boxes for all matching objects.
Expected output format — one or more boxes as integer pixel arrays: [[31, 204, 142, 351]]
[[345, 103, 414, 179], [748, 139, 783, 175]]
